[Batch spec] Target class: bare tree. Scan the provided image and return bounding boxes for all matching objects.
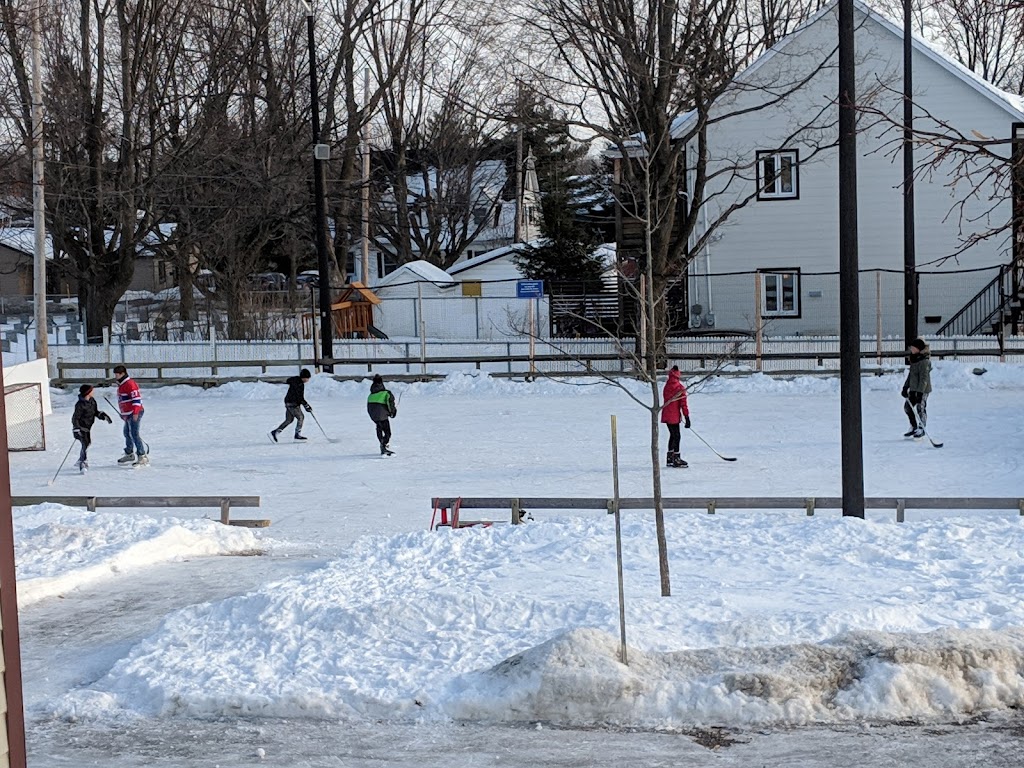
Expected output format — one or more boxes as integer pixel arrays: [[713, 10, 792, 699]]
[[509, 0, 845, 595]]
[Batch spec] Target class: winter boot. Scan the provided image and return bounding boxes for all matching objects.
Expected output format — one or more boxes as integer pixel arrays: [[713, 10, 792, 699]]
[[117, 452, 136, 464], [133, 454, 150, 466]]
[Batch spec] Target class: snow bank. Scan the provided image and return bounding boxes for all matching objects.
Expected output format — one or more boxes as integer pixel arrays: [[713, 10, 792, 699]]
[[15, 504, 267, 606], [49, 513, 1024, 727]]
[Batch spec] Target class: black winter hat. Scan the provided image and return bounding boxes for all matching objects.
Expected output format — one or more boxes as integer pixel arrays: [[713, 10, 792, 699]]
[[299, 368, 312, 379], [909, 337, 927, 351], [79, 384, 94, 397], [372, 374, 384, 385]]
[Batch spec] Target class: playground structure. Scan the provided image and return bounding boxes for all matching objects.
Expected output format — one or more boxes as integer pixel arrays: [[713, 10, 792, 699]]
[[303, 282, 386, 340]]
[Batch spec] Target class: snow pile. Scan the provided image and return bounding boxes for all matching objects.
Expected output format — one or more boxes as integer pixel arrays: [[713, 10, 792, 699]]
[[15, 503, 266, 606], [49, 513, 1024, 727]]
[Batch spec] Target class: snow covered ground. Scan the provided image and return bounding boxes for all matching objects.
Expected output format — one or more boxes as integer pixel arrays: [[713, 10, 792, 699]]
[[10, 362, 1024, 765]]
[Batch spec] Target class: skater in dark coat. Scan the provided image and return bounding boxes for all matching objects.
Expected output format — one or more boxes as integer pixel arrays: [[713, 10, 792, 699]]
[[366, 374, 397, 455], [72, 384, 112, 471], [271, 369, 312, 441], [902, 337, 932, 438], [661, 365, 691, 468]]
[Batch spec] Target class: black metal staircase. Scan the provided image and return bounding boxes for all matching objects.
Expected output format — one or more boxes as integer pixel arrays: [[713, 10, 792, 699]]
[[936, 264, 1023, 343]]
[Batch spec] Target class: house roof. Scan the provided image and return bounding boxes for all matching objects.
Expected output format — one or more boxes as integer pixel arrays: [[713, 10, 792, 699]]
[[670, 0, 1024, 138], [0, 226, 55, 260], [447, 243, 532, 276], [373, 260, 456, 289]]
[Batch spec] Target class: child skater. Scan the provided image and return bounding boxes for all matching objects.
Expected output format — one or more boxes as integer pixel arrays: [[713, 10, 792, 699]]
[[72, 384, 112, 473], [366, 374, 397, 455]]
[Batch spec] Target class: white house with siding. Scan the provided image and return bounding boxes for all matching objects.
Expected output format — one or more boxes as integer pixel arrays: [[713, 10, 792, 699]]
[[679, 0, 1024, 337]]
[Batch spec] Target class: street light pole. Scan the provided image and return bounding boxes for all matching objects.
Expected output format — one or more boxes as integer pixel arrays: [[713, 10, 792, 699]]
[[305, 1, 333, 371], [838, 0, 865, 518], [902, 0, 918, 344]]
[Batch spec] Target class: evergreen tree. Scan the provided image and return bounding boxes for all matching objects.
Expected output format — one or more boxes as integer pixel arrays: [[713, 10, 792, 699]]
[[513, 186, 604, 285]]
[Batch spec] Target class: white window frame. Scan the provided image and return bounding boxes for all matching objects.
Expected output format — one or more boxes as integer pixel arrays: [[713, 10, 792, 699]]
[[757, 150, 799, 200], [760, 270, 800, 317]]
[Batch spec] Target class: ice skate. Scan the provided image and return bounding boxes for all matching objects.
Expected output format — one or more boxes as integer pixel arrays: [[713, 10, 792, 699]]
[[117, 452, 136, 464], [133, 454, 150, 467], [294, 434, 307, 441], [269, 430, 279, 443]]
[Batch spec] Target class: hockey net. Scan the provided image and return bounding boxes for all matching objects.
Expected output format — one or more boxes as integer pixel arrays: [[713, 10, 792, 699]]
[[4, 381, 46, 451]]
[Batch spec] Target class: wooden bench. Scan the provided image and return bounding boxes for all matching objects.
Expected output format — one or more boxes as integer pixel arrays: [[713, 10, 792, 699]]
[[430, 496, 1024, 526], [12, 496, 269, 527]]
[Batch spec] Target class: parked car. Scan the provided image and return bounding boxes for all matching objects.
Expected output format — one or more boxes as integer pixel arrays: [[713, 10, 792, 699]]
[[296, 270, 320, 288], [258, 272, 287, 290]]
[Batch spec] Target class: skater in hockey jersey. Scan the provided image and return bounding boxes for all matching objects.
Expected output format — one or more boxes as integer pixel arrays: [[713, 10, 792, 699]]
[[71, 384, 112, 472], [114, 365, 149, 466], [902, 337, 932, 438], [271, 369, 312, 441], [661, 365, 691, 468], [366, 374, 397, 455]]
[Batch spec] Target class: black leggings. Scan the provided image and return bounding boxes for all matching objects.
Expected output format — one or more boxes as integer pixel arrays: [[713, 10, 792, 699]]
[[666, 423, 681, 453], [904, 392, 928, 429], [375, 419, 391, 446]]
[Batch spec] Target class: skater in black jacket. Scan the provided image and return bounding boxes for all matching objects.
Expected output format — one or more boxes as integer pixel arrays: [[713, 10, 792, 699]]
[[366, 374, 397, 455], [271, 369, 313, 442], [72, 384, 112, 472]]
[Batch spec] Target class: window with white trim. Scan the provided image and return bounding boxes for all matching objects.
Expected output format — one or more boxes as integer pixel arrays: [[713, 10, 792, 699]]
[[760, 270, 800, 317], [757, 150, 799, 200]]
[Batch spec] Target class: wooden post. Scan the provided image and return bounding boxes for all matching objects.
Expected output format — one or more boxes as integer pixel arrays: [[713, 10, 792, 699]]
[[754, 272, 763, 372], [610, 415, 627, 666], [875, 271, 883, 366], [805, 497, 815, 517], [528, 298, 536, 378], [418, 283, 427, 376], [220, 498, 230, 526], [511, 498, 521, 525], [638, 275, 647, 368], [87, 497, 97, 512], [896, 498, 905, 523]]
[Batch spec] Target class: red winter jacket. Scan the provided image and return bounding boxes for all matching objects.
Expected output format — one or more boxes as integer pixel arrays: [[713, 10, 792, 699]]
[[660, 369, 689, 424], [117, 376, 143, 418]]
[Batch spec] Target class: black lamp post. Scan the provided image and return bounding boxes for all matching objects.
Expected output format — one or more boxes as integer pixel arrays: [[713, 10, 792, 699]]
[[838, 0, 865, 518], [903, 0, 918, 344], [305, 1, 333, 371]]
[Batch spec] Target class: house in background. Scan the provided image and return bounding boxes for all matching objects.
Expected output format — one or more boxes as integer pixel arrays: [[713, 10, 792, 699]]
[[371, 255, 551, 340], [622, 0, 1023, 337], [353, 152, 543, 285], [0, 226, 67, 297], [0, 223, 176, 298]]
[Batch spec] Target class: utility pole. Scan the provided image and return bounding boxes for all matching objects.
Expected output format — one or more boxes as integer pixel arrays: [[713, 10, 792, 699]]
[[305, 1, 333, 371], [361, 67, 371, 285], [838, 0, 865, 518], [903, 0, 917, 344], [31, 0, 47, 365], [513, 85, 523, 244]]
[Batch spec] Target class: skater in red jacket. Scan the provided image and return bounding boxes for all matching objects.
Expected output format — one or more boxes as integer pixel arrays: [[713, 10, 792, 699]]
[[114, 364, 148, 466], [661, 365, 691, 468]]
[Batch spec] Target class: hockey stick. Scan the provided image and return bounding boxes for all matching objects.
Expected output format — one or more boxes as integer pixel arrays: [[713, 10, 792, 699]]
[[687, 427, 738, 461], [308, 411, 339, 443], [904, 397, 942, 448], [47, 441, 77, 486]]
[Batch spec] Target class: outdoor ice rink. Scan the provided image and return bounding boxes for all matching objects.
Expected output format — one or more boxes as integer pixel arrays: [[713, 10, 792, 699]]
[[9, 363, 1024, 766]]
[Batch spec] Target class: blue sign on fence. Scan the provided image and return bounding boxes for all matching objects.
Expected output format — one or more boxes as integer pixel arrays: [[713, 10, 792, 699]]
[[516, 280, 544, 299]]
